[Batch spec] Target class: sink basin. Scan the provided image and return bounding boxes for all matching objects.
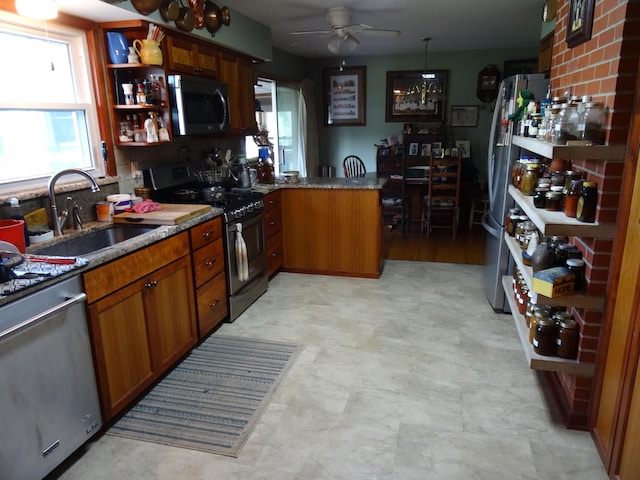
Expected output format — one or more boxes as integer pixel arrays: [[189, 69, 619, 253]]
[[34, 225, 158, 257]]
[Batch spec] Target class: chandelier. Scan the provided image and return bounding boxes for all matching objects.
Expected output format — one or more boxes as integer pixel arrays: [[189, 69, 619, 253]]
[[403, 37, 443, 104]]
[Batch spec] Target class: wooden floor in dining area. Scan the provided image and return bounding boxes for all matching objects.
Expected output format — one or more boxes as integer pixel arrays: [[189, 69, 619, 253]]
[[382, 225, 487, 265]]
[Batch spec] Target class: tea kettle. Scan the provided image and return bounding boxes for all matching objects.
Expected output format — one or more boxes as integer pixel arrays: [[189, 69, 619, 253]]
[[230, 155, 253, 189]]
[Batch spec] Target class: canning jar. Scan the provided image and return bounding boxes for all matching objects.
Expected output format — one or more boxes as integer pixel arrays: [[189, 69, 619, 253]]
[[545, 191, 563, 211], [582, 102, 605, 145], [521, 164, 539, 195], [577, 181, 598, 223], [516, 220, 537, 250], [566, 258, 586, 291], [534, 316, 557, 356], [533, 186, 549, 208], [552, 103, 579, 145], [556, 318, 580, 359], [564, 179, 583, 218], [505, 208, 521, 236]]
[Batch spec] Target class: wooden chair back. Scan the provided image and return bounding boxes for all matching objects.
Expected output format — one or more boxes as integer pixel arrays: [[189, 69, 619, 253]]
[[343, 155, 366, 177]]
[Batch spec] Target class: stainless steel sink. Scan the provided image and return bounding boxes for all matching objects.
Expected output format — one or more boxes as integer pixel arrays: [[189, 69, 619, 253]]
[[34, 225, 157, 257]]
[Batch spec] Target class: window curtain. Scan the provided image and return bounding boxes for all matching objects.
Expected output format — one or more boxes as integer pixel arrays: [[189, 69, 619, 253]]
[[299, 78, 319, 178]]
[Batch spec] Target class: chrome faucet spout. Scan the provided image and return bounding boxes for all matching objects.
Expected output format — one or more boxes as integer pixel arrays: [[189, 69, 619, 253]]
[[48, 169, 100, 237]]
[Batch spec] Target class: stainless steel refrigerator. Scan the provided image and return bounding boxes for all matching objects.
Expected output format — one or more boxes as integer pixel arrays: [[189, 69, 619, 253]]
[[482, 73, 549, 312]]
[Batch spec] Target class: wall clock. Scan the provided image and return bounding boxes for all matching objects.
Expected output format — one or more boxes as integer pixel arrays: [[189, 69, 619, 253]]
[[542, 0, 558, 22], [476, 64, 501, 103]]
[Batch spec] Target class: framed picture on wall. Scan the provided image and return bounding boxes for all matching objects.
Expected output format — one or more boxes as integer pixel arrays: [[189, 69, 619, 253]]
[[385, 70, 448, 122], [566, 0, 595, 48], [323, 65, 366, 126], [450, 105, 479, 127]]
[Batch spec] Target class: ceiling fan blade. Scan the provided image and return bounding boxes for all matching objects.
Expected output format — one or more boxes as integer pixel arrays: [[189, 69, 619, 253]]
[[290, 32, 332, 46], [358, 28, 401, 38], [290, 29, 332, 35]]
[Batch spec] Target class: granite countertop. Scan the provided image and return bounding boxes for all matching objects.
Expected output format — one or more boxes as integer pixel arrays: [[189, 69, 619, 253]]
[[0, 207, 223, 307], [252, 174, 385, 194]]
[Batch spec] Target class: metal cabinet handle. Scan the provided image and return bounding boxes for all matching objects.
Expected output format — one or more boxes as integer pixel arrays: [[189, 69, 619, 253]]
[[269, 220, 277, 225], [208, 299, 221, 309], [202, 229, 214, 239], [144, 280, 158, 289], [0, 293, 86, 341], [271, 251, 278, 257], [205, 258, 217, 267]]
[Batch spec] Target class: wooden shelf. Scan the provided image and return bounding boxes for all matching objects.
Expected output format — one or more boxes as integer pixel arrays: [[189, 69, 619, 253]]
[[504, 234, 605, 310], [112, 104, 167, 110], [508, 185, 616, 238], [512, 135, 626, 161], [501, 276, 595, 377]]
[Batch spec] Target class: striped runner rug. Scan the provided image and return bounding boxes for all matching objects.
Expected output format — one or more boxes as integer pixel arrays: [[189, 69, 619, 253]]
[[107, 335, 304, 457]]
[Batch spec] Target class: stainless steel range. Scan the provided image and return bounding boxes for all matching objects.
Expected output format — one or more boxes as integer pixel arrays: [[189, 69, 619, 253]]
[[144, 163, 268, 322]]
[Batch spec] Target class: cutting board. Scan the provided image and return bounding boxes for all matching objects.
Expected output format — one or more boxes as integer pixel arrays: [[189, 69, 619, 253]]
[[112, 203, 212, 225]]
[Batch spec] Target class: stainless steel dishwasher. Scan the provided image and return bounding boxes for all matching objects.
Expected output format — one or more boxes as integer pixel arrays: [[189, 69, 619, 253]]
[[0, 276, 102, 480]]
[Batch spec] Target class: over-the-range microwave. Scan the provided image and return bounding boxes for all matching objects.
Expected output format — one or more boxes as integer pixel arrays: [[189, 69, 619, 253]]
[[167, 74, 230, 135]]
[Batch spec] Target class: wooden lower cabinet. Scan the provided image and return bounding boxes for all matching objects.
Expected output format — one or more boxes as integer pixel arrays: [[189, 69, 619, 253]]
[[190, 217, 228, 337], [281, 188, 381, 278], [84, 233, 197, 421], [264, 190, 283, 277]]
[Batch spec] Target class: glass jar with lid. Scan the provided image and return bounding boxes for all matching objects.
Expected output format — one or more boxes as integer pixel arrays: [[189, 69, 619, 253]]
[[515, 220, 537, 250], [552, 103, 579, 145], [564, 179, 583, 218], [534, 316, 557, 356], [520, 164, 539, 195], [582, 102, 605, 144], [556, 318, 580, 359]]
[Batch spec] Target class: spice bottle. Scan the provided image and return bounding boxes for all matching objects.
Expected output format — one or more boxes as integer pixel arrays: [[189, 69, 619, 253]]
[[564, 179, 583, 218], [576, 181, 598, 223]]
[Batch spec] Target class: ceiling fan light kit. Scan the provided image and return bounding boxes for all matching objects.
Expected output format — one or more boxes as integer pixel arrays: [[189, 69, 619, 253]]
[[291, 6, 399, 55]]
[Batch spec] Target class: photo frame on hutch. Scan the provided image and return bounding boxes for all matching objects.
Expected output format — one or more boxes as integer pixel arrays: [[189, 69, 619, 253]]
[[408, 143, 419, 156], [385, 70, 448, 122], [323, 65, 366, 126], [455, 140, 471, 159], [421, 143, 431, 157], [566, 0, 595, 48], [450, 106, 479, 127]]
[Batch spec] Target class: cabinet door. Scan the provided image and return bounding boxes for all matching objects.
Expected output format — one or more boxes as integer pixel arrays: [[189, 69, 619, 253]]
[[195, 42, 219, 77], [88, 280, 154, 421], [165, 35, 196, 74], [218, 52, 258, 133], [145, 256, 197, 373]]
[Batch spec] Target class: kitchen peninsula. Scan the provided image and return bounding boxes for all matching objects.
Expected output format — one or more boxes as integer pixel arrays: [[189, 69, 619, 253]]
[[257, 175, 385, 279]]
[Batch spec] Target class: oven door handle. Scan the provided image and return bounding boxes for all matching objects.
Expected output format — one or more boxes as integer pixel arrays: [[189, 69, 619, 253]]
[[227, 212, 263, 232]]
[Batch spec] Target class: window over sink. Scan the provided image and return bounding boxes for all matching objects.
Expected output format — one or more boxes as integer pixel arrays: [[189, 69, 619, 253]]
[[0, 10, 103, 194]]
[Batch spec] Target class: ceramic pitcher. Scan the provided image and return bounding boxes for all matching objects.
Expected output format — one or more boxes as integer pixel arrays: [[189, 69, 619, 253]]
[[132, 39, 163, 66]]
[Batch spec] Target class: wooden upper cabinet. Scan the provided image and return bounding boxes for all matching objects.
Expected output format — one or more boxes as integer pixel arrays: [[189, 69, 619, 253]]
[[218, 52, 258, 134], [165, 34, 218, 78]]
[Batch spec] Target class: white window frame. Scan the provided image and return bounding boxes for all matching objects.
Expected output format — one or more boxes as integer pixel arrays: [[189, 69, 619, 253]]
[[0, 11, 104, 196]]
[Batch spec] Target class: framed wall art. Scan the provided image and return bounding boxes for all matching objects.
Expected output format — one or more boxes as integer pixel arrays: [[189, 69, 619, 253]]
[[566, 0, 595, 48], [450, 106, 479, 127], [385, 70, 448, 122], [323, 65, 366, 126]]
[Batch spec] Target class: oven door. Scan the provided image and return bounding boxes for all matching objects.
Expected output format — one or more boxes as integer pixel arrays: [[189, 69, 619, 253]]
[[226, 211, 267, 295]]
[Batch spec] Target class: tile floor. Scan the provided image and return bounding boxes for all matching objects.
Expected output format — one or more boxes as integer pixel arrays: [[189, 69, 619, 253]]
[[52, 261, 608, 480]]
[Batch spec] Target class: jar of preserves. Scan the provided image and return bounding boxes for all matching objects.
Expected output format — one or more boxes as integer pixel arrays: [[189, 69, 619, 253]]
[[582, 102, 605, 145], [552, 311, 573, 329], [521, 164, 539, 195], [577, 181, 598, 223], [533, 186, 549, 208], [556, 318, 580, 359], [566, 258, 586, 291], [564, 170, 583, 191], [530, 310, 546, 344], [564, 179, 583, 218], [534, 316, 557, 356], [516, 220, 537, 250], [545, 191, 563, 211]]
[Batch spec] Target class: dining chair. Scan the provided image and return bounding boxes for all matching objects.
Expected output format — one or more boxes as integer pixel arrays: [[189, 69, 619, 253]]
[[343, 155, 366, 177]]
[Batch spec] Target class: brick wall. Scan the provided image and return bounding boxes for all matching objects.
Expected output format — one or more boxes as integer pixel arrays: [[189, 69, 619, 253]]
[[547, 0, 638, 429]]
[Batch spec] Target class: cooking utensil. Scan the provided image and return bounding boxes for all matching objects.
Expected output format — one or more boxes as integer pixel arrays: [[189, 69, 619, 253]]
[[131, 0, 163, 15], [159, 0, 180, 21], [201, 185, 225, 202], [220, 5, 230, 26], [174, 188, 199, 201], [203, 1, 222, 36], [175, 5, 196, 32]]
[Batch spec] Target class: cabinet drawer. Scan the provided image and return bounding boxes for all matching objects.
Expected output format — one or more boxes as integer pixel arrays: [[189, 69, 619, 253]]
[[264, 190, 281, 211], [84, 232, 189, 304], [265, 205, 282, 240], [266, 233, 283, 277], [190, 216, 222, 250], [195, 273, 228, 337], [192, 237, 225, 287]]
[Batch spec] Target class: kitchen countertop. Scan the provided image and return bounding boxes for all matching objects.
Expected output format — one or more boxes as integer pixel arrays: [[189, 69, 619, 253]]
[[0, 206, 223, 307], [252, 174, 385, 194]]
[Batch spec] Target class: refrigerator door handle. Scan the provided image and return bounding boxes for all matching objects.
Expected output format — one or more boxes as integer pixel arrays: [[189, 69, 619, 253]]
[[487, 81, 506, 212], [481, 211, 501, 238]]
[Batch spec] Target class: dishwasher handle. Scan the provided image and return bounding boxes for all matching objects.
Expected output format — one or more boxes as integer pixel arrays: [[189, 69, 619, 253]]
[[0, 292, 87, 342]]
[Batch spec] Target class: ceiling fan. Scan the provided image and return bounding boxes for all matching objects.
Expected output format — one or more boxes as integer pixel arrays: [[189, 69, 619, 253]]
[[290, 6, 400, 54]]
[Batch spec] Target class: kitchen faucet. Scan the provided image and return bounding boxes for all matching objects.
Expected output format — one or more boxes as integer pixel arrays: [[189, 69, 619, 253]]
[[48, 169, 100, 236]]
